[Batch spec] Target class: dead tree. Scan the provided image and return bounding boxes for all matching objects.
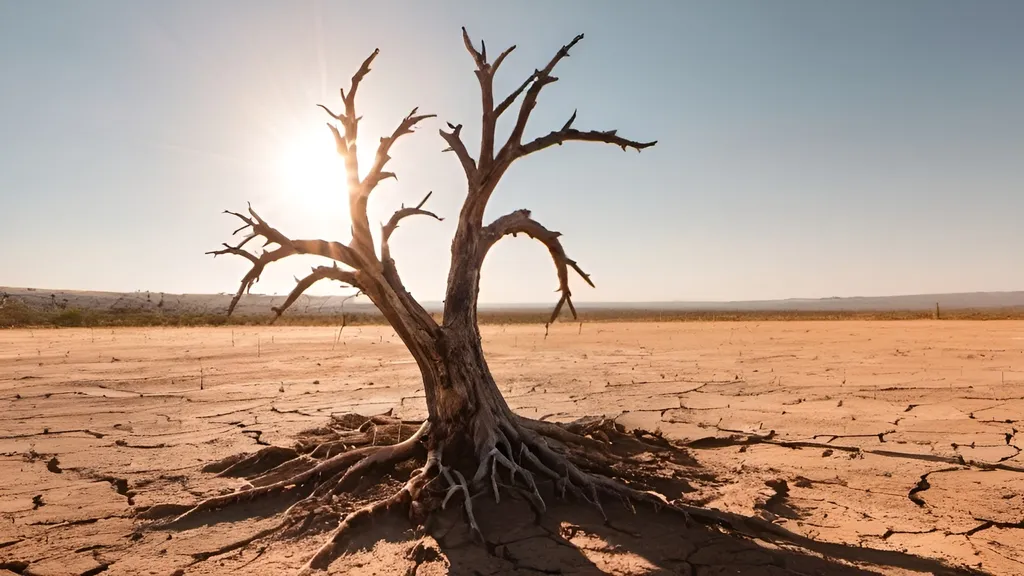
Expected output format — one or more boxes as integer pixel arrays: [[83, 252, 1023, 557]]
[[156, 30, 681, 573]]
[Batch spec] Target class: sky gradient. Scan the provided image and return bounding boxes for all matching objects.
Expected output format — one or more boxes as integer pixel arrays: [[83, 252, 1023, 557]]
[[2, 1, 1023, 303]]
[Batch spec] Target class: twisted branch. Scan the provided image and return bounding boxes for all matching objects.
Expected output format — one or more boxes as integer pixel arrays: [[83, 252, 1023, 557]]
[[518, 110, 657, 158], [381, 191, 443, 263], [376, 192, 443, 332], [207, 206, 362, 315], [210, 48, 446, 330], [270, 265, 361, 323], [447, 29, 657, 243], [482, 209, 593, 325]]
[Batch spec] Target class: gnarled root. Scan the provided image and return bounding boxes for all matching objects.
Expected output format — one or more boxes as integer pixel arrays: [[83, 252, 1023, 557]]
[[297, 447, 441, 575], [138, 414, 431, 536], [139, 411, 706, 575], [464, 413, 693, 524]]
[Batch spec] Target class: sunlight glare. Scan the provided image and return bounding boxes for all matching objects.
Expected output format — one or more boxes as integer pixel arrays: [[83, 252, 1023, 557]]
[[275, 123, 350, 238]]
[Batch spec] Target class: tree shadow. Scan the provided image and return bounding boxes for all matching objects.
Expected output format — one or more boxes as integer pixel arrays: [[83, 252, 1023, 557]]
[[333, 478, 987, 576]]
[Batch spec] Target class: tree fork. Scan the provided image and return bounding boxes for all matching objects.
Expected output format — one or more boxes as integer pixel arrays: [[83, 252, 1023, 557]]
[[149, 29, 660, 574]]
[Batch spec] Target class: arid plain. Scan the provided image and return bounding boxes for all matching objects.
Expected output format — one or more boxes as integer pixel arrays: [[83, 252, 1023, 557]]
[[2, 321, 1022, 575]]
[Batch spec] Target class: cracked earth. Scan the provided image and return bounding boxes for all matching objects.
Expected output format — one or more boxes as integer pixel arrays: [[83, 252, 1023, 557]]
[[1, 321, 1022, 575]]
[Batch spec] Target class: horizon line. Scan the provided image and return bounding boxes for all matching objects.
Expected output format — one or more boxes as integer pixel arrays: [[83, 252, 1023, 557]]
[[5, 285, 1024, 307]]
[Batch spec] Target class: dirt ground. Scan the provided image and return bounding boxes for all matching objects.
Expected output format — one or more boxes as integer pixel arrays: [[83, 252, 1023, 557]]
[[1, 321, 1022, 575]]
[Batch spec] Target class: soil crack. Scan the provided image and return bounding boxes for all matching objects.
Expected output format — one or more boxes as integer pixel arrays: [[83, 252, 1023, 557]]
[[0, 429, 105, 440], [876, 527, 939, 540], [686, 426, 1024, 472], [908, 467, 961, 507], [962, 517, 1024, 536], [241, 429, 271, 446], [813, 431, 894, 444]]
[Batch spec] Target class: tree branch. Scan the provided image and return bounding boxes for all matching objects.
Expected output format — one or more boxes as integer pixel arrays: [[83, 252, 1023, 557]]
[[491, 44, 516, 76], [207, 206, 362, 315], [208, 244, 290, 316], [439, 122, 477, 181], [316, 49, 378, 253], [378, 192, 443, 332], [456, 28, 520, 173], [481, 209, 594, 325], [461, 26, 487, 70], [380, 191, 443, 263], [493, 69, 533, 120], [317, 50, 434, 258], [322, 49, 379, 192], [448, 32, 656, 240], [213, 48, 450, 336], [270, 265, 361, 323], [362, 108, 436, 191], [339, 48, 379, 143], [462, 27, 496, 169], [517, 111, 657, 158], [500, 33, 585, 159]]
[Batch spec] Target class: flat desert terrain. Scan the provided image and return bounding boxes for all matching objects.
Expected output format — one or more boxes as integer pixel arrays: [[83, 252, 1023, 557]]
[[1, 321, 1022, 575]]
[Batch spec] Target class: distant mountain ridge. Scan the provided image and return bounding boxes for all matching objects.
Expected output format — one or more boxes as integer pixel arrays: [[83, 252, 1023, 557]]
[[4, 286, 1024, 317]]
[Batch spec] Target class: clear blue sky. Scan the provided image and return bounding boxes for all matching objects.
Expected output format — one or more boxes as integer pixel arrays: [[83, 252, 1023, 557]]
[[2, 1, 1022, 303]]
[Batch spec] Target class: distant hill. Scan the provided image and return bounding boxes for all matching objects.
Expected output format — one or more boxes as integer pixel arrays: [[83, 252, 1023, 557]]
[[4, 286, 1024, 318], [0, 286, 381, 317]]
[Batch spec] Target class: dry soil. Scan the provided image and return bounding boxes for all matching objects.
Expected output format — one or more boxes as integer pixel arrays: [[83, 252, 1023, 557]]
[[1, 321, 1022, 575]]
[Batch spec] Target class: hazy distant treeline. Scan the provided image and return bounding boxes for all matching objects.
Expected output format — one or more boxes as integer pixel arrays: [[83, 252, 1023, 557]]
[[4, 289, 1024, 328]]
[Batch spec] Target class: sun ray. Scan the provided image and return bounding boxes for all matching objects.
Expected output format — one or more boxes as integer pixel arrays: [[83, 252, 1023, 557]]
[[274, 122, 357, 240]]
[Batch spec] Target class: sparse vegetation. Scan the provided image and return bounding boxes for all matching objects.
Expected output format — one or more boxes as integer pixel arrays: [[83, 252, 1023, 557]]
[[0, 298, 381, 328], [4, 295, 1024, 329]]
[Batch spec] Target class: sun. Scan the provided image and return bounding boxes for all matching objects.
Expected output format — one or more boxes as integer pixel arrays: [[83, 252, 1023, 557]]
[[277, 123, 348, 216]]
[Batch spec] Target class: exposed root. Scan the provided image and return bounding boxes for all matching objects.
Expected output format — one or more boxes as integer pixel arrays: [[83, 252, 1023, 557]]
[[440, 461, 482, 542], [139, 411, 711, 574], [298, 449, 441, 575], [152, 416, 430, 528]]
